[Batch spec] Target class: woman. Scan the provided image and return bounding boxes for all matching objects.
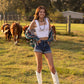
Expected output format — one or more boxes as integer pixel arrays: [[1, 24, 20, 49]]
[[25, 6, 59, 84]]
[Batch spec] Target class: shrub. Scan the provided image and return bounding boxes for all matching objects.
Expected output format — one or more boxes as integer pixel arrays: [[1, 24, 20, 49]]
[[49, 11, 65, 23]]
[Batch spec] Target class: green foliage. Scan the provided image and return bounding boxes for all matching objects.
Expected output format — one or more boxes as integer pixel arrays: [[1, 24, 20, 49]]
[[49, 11, 64, 22], [31, 0, 51, 9], [0, 0, 84, 19], [25, 9, 35, 21], [51, 0, 63, 11], [0, 0, 9, 14], [80, 3, 84, 12]]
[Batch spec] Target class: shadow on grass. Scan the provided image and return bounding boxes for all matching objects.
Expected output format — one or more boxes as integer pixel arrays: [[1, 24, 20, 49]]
[[24, 69, 35, 76], [0, 37, 6, 44], [0, 36, 28, 46], [57, 67, 84, 77], [57, 31, 84, 37], [52, 40, 84, 53], [0, 33, 84, 54], [0, 74, 11, 77]]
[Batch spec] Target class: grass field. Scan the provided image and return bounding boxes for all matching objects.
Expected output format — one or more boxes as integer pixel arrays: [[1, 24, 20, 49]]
[[0, 23, 84, 84]]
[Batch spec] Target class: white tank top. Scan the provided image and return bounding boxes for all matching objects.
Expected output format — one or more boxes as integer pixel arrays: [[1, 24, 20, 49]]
[[34, 18, 49, 38]]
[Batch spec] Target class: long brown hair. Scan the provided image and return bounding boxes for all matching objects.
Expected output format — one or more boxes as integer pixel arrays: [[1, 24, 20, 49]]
[[34, 6, 47, 20]]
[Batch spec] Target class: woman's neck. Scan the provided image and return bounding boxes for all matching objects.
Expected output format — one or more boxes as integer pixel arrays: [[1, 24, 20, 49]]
[[39, 18, 44, 22]]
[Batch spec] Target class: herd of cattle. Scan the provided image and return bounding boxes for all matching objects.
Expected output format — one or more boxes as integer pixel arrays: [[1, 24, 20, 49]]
[[1, 23, 56, 45]]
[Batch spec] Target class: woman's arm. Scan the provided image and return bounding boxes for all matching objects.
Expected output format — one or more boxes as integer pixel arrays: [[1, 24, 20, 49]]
[[29, 20, 36, 30], [47, 18, 52, 31], [25, 20, 39, 41]]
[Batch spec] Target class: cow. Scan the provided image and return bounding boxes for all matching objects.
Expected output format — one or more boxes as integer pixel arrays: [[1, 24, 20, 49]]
[[10, 23, 22, 45], [51, 25, 56, 41], [23, 25, 29, 34], [1, 23, 12, 41], [23, 25, 30, 43]]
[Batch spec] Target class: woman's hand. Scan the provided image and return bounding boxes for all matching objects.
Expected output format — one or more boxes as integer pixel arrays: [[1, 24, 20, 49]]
[[37, 40, 41, 45], [48, 41, 51, 46]]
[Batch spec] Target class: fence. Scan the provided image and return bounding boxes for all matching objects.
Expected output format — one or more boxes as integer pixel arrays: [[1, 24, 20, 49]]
[[53, 17, 67, 32], [0, 14, 71, 34]]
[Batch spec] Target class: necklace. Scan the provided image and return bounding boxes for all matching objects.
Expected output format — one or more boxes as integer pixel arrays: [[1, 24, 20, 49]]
[[38, 21, 45, 31], [38, 19, 44, 22], [39, 20, 44, 22]]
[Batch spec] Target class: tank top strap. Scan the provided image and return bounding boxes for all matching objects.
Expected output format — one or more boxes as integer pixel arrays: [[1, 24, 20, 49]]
[[45, 18, 49, 25], [35, 20, 39, 27]]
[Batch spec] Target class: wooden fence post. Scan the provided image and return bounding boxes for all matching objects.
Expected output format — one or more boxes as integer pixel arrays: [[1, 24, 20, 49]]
[[67, 15, 71, 34], [0, 15, 2, 26], [3, 14, 5, 23], [17, 15, 20, 23]]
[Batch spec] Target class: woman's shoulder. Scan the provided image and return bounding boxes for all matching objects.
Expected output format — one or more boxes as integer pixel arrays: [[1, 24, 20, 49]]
[[45, 17, 50, 24], [30, 20, 36, 25], [29, 20, 37, 30], [45, 17, 50, 22], [30, 20, 37, 27]]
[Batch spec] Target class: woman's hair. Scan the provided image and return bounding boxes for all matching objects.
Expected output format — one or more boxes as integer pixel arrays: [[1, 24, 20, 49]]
[[34, 6, 47, 20]]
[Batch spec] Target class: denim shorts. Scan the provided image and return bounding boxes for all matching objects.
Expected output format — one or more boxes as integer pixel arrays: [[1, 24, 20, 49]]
[[34, 40, 51, 54]]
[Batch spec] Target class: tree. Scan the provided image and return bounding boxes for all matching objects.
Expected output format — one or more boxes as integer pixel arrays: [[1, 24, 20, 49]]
[[51, 0, 63, 11], [0, 0, 9, 23], [49, 11, 64, 22], [61, 0, 84, 12], [51, 0, 84, 12]]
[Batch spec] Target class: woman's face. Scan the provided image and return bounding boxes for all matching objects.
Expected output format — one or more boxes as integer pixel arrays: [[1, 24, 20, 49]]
[[38, 9, 45, 19]]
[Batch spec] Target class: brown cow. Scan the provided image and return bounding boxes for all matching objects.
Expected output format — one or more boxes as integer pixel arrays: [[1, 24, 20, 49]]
[[23, 25, 29, 34], [23, 25, 30, 42], [1, 23, 12, 41], [10, 23, 22, 45], [51, 25, 56, 41]]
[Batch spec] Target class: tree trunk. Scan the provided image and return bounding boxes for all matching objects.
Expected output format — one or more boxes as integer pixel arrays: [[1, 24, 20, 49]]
[[3, 12, 5, 23]]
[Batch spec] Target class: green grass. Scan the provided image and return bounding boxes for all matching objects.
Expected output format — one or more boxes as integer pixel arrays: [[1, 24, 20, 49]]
[[0, 23, 84, 84]]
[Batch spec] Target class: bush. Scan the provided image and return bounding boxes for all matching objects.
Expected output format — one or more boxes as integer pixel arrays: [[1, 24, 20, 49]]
[[25, 9, 35, 21], [49, 11, 65, 23]]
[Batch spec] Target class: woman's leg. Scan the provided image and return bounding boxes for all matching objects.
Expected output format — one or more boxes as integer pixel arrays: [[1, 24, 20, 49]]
[[44, 53, 56, 74], [34, 52, 43, 84], [44, 53, 59, 84], [34, 52, 42, 73]]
